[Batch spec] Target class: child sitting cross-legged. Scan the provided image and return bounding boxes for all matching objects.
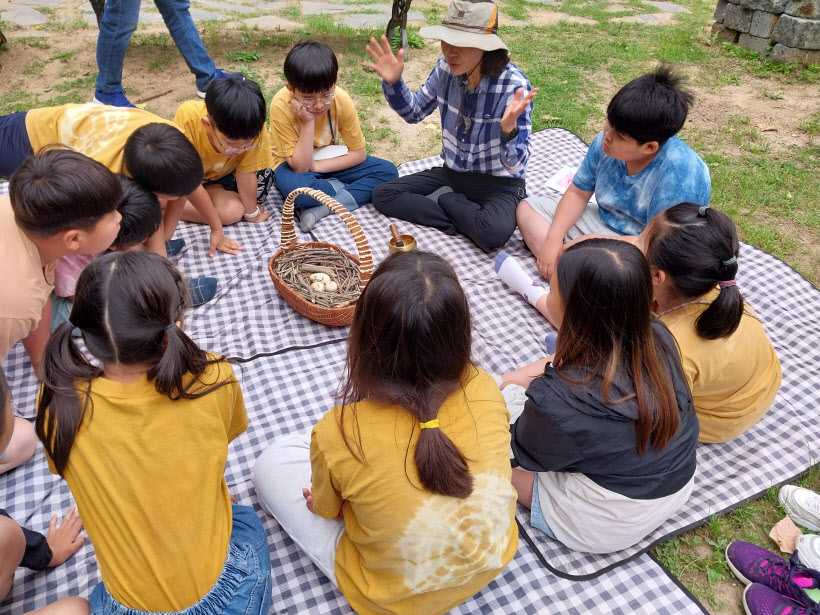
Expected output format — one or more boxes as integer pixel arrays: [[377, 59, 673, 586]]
[[640, 203, 781, 443], [173, 77, 275, 227], [0, 150, 122, 378], [253, 251, 518, 615], [497, 66, 711, 323], [35, 251, 271, 615], [502, 239, 698, 554], [269, 40, 398, 232], [51, 174, 165, 328]]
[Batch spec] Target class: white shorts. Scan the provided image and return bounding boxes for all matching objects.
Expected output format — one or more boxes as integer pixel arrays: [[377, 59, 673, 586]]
[[525, 194, 620, 241]]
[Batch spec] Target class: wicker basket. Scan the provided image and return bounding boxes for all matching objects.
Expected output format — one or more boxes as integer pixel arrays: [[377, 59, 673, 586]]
[[268, 187, 373, 327]]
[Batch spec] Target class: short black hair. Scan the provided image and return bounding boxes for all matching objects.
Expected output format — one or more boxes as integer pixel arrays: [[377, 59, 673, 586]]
[[10, 149, 122, 237], [284, 39, 338, 94], [481, 49, 510, 79], [111, 175, 163, 250], [205, 77, 267, 140], [123, 123, 204, 196], [606, 64, 694, 146]]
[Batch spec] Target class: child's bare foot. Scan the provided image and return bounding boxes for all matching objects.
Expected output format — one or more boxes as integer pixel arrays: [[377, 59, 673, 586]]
[[47, 506, 84, 567]]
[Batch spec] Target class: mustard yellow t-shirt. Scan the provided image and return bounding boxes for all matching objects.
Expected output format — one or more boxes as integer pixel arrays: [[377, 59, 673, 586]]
[[0, 195, 55, 360], [43, 357, 248, 612], [269, 86, 367, 170], [661, 289, 782, 443], [173, 100, 274, 181], [310, 367, 519, 615], [25, 103, 177, 174]]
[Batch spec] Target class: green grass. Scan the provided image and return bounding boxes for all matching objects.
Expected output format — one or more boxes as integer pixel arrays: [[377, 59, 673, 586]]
[[225, 50, 264, 62]]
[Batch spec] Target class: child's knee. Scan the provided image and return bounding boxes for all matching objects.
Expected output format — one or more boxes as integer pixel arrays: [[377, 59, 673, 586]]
[[516, 199, 535, 225], [1, 418, 37, 472], [218, 199, 246, 225]]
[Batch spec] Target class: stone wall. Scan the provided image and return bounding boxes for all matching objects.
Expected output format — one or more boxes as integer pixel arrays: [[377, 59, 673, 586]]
[[713, 0, 820, 64]]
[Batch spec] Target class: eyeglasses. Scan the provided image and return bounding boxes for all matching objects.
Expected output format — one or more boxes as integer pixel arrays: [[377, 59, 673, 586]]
[[296, 92, 336, 109], [209, 124, 260, 154]]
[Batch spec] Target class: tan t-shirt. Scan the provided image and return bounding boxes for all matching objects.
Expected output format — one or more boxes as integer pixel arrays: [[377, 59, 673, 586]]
[[310, 367, 518, 615], [0, 195, 55, 360], [25, 103, 177, 173], [269, 86, 367, 170], [661, 289, 782, 443], [43, 357, 248, 611], [173, 100, 274, 181]]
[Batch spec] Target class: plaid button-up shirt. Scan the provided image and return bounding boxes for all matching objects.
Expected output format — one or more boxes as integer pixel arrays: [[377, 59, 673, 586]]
[[382, 56, 533, 179]]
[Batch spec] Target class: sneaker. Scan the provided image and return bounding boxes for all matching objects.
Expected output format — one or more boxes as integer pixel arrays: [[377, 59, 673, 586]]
[[165, 238, 186, 257], [781, 486, 820, 533], [726, 541, 820, 607], [743, 583, 820, 615], [188, 277, 218, 307], [798, 536, 820, 572], [196, 69, 245, 98], [92, 90, 137, 108]]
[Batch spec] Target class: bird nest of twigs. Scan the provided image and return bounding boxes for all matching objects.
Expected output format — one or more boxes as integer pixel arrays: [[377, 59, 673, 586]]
[[272, 247, 361, 309]]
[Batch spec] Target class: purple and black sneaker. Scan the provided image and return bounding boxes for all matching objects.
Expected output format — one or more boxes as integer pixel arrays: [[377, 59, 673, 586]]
[[743, 584, 820, 615], [727, 541, 820, 608]]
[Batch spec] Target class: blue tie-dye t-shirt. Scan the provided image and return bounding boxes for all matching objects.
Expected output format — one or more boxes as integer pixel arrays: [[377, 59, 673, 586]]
[[572, 132, 711, 236]]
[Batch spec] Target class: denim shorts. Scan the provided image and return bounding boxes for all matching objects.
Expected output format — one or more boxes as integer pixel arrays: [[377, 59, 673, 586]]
[[530, 477, 557, 540], [90, 504, 272, 615], [0, 111, 34, 180]]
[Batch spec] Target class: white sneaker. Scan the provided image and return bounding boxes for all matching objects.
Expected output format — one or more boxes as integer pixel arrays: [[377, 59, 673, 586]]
[[780, 485, 820, 532], [797, 534, 820, 571]]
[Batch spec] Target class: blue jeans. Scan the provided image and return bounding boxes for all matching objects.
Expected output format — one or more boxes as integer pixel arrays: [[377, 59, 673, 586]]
[[530, 477, 557, 539], [90, 505, 272, 615], [0, 111, 33, 180], [96, 0, 217, 94], [273, 156, 398, 210]]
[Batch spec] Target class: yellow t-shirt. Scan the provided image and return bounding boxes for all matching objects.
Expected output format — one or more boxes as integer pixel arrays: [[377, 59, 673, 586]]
[[269, 86, 367, 170], [43, 358, 248, 611], [0, 195, 55, 360], [25, 103, 177, 173], [310, 367, 518, 615], [661, 289, 782, 443], [173, 100, 274, 181]]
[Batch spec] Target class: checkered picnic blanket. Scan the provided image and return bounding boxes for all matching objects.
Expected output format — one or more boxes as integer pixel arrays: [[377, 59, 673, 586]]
[[7, 125, 816, 612]]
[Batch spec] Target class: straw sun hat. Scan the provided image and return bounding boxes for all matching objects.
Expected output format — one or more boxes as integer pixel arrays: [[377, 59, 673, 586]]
[[419, 0, 508, 52]]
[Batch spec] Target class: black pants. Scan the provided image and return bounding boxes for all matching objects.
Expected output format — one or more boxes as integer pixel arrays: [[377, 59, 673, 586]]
[[0, 508, 52, 570], [371, 167, 526, 251]]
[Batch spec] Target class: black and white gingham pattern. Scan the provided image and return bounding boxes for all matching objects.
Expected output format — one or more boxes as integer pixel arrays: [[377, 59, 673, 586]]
[[383, 56, 532, 178], [6, 126, 812, 611], [1, 342, 706, 614]]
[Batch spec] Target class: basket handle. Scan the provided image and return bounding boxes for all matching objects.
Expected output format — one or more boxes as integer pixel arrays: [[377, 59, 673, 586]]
[[280, 187, 373, 288]]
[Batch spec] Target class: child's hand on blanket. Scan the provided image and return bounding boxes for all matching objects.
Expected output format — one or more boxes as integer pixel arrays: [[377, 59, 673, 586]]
[[47, 505, 85, 567], [209, 228, 243, 258]]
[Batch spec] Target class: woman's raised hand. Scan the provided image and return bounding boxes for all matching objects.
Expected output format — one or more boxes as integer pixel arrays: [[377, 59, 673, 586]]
[[363, 35, 405, 84], [500, 87, 538, 134]]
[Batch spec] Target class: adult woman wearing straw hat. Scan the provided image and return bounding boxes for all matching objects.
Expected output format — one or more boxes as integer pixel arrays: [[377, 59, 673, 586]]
[[365, 0, 537, 252]]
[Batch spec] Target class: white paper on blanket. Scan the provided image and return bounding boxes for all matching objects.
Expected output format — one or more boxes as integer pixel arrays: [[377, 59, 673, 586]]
[[545, 165, 598, 206], [313, 145, 349, 161]]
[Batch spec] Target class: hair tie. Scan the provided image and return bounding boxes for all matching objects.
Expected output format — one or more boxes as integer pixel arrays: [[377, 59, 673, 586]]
[[698, 206, 709, 217], [419, 419, 440, 430], [722, 255, 737, 266], [164, 323, 177, 332], [719, 280, 737, 289]]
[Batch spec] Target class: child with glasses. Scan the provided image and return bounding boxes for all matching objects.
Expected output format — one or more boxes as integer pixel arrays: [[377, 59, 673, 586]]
[[269, 39, 398, 232], [173, 77, 275, 227]]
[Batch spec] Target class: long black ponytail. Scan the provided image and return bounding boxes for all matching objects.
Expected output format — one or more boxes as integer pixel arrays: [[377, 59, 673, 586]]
[[644, 203, 744, 340], [36, 251, 231, 476]]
